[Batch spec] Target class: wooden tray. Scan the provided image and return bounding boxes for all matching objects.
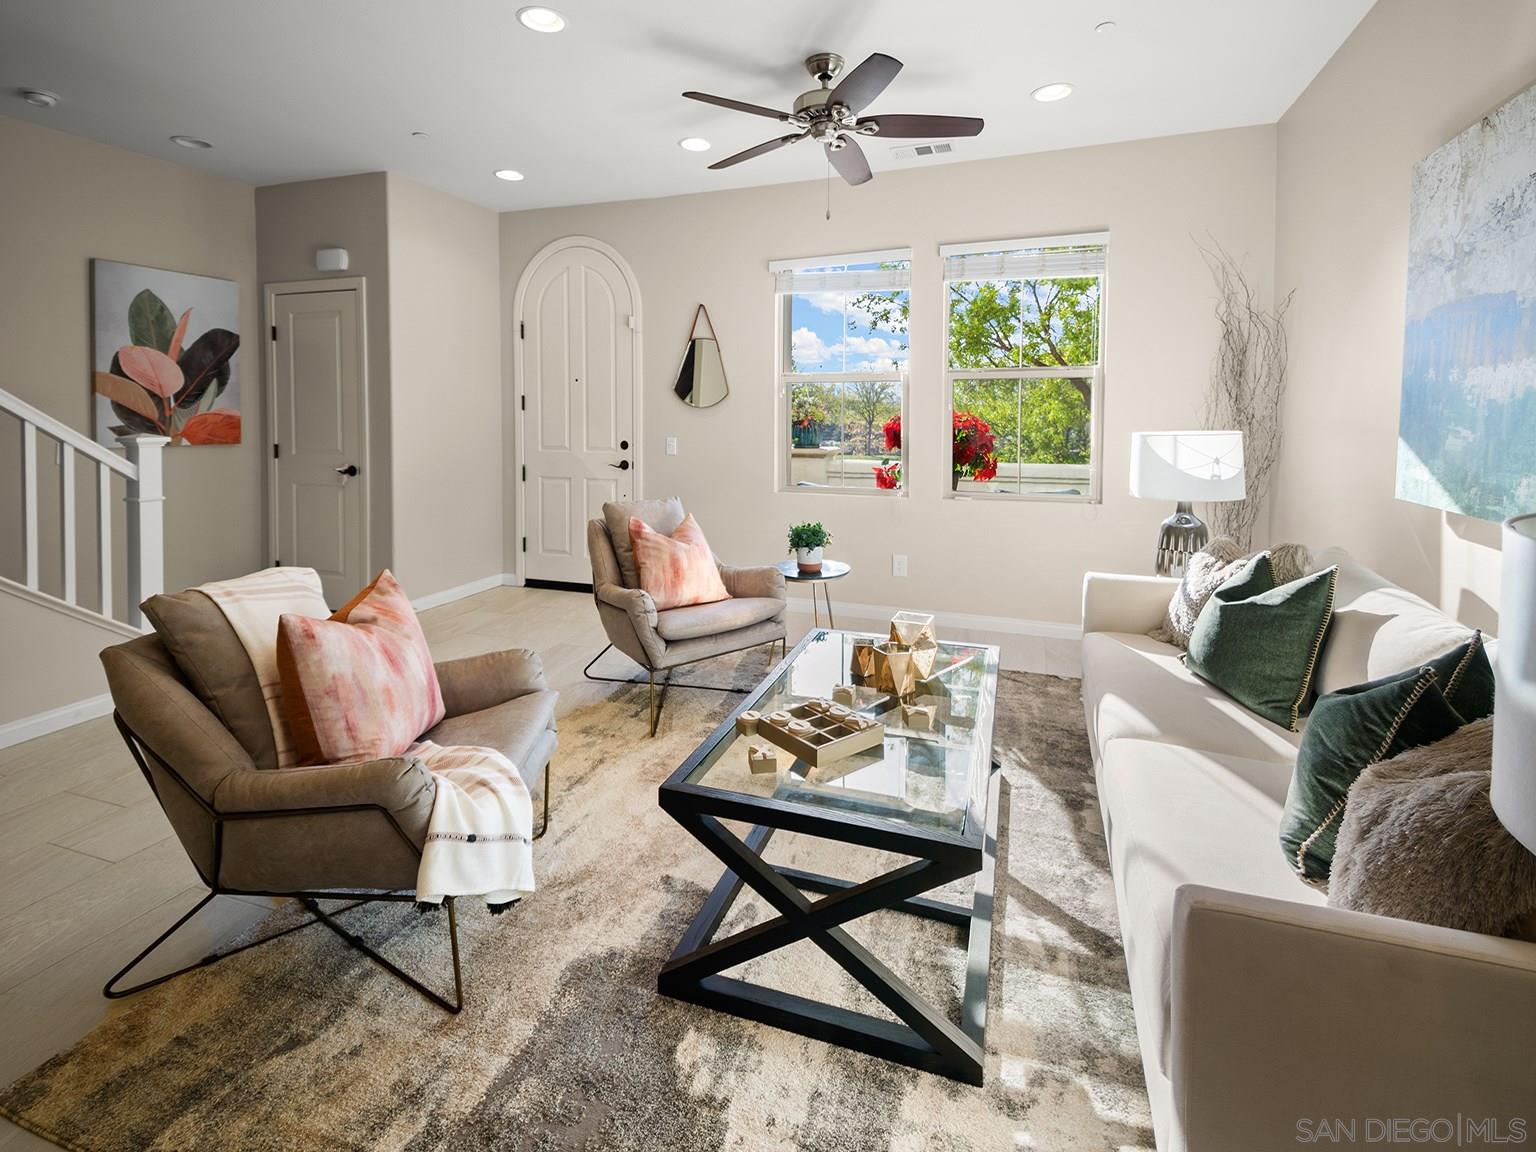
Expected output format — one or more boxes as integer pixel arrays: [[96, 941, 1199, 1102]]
[[756, 699, 885, 768]]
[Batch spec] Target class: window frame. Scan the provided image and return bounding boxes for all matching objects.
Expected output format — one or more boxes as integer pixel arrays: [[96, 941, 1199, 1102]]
[[773, 248, 912, 498], [940, 233, 1108, 505]]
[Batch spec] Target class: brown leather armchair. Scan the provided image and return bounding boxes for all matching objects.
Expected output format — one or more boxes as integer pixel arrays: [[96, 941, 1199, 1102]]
[[586, 497, 787, 734], [99, 613, 557, 1013]]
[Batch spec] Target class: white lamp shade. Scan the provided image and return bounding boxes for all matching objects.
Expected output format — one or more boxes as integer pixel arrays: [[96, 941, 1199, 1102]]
[[1130, 430, 1246, 502], [1492, 513, 1536, 854]]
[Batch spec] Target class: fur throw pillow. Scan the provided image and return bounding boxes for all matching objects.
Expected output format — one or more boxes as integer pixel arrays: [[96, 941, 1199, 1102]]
[[1150, 539, 1313, 648], [1328, 717, 1536, 936]]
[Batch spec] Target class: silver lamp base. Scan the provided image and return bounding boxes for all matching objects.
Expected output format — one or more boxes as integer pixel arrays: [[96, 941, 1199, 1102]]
[[1155, 502, 1208, 576]]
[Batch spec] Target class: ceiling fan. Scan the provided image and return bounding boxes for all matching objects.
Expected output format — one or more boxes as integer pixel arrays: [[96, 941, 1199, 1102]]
[[683, 52, 984, 186]]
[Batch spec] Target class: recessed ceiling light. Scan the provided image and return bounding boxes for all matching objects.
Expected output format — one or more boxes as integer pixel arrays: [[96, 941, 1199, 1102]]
[[494, 169, 525, 182], [19, 88, 59, 109], [516, 6, 565, 32], [678, 137, 711, 152], [170, 135, 213, 149], [1094, 20, 1117, 33], [1031, 83, 1074, 103]]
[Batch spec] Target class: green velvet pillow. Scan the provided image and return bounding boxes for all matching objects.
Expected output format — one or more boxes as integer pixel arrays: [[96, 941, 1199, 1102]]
[[1281, 664, 1468, 883], [1426, 630, 1495, 721], [1185, 555, 1339, 730]]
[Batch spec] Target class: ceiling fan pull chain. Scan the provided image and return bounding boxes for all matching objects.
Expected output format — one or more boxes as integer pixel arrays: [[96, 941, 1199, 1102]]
[[826, 155, 832, 221]]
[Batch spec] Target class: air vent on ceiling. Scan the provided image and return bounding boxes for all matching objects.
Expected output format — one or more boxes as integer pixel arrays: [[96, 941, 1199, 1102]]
[[890, 141, 955, 161]]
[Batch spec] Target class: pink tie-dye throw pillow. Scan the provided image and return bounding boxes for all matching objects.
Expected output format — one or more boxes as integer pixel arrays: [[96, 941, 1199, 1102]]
[[628, 513, 730, 611], [276, 570, 445, 765]]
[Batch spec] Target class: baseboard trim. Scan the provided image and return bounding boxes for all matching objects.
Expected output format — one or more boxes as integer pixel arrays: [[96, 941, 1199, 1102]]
[[412, 573, 522, 611], [0, 693, 115, 750], [784, 594, 1081, 642]]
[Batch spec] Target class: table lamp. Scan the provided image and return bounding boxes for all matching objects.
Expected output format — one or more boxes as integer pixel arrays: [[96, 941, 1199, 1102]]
[[1492, 512, 1536, 854], [1130, 430, 1245, 576]]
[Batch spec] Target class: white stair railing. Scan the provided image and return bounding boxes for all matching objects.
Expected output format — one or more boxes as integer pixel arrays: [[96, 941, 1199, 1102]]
[[2, 387, 167, 628]]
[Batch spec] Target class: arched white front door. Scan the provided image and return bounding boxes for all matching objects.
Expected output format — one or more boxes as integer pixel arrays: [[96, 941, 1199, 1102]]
[[517, 239, 639, 585]]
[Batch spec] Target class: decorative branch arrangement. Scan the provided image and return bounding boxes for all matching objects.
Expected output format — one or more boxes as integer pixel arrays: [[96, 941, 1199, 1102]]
[[1199, 240, 1293, 549]]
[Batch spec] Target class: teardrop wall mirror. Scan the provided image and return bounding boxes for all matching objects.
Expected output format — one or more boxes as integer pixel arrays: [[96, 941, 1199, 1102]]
[[674, 304, 729, 408]]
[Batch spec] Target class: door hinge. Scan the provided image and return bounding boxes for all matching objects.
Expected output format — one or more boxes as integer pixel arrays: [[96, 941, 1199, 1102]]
[[270, 324, 277, 341], [521, 536, 527, 553], [272, 443, 279, 459], [519, 320, 525, 339]]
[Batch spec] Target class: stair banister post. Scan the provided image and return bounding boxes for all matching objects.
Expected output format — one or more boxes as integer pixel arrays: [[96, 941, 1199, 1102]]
[[120, 434, 170, 628]]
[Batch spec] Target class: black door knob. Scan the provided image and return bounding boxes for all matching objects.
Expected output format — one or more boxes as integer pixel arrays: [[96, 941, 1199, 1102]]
[[335, 464, 359, 477], [609, 460, 631, 471]]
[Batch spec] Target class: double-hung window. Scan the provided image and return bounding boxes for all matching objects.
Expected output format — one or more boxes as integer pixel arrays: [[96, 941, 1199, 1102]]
[[773, 249, 911, 493], [941, 233, 1107, 500]]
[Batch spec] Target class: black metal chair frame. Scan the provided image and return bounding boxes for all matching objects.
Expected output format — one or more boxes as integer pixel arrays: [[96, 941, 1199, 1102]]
[[582, 637, 788, 736], [102, 712, 552, 1014]]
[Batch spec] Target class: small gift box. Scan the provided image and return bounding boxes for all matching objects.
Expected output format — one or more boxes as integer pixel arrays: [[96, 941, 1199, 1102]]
[[901, 703, 937, 731], [747, 743, 778, 774]]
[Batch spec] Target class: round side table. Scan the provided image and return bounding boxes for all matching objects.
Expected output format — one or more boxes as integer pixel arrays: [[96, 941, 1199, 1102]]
[[775, 558, 851, 629]]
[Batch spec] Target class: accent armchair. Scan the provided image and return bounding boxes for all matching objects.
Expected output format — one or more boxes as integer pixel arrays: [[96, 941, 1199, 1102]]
[[586, 497, 787, 734], [98, 592, 557, 1014]]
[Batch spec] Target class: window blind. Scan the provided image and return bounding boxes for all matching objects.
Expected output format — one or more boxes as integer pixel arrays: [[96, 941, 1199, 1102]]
[[941, 235, 1106, 282], [772, 264, 911, 294], [770, 248, 912, 295]]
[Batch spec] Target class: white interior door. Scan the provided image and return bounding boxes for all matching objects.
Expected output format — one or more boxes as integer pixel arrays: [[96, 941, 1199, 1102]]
[[271, 286, 366, 606], [521, 245, 635, 585]]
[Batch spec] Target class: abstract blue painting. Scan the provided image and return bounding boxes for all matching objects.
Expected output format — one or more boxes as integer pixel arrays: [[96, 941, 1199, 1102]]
[[1397, 80, 1536, 522]]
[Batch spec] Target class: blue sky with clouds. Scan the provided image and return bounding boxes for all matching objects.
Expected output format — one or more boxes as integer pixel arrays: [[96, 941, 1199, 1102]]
[[787, 263, 909, 374]]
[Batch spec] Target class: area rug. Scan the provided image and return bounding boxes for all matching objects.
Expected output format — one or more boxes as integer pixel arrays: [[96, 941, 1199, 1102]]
[[0, 665, 1153, 1151]]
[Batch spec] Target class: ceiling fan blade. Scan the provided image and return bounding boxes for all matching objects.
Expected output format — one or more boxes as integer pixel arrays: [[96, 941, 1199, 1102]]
[[826, 137, 873, 186], [683, 91, 792, 122], [860, 114, 984, 139], [709, 133, 807, 170], [829, 53, 902, 114]]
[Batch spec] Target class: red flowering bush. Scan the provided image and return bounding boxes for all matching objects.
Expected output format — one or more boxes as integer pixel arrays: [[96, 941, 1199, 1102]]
[[877, 413, 999, 486]]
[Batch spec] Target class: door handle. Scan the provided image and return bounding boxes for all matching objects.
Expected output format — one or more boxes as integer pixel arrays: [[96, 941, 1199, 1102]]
[[609, 460, 630, 471], [335, 464, 359, 476]]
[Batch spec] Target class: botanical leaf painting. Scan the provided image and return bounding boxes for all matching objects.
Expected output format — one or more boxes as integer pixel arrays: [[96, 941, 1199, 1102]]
[[92, 261, 241, 447]]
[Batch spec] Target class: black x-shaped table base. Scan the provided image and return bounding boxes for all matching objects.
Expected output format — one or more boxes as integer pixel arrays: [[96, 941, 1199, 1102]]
[[658, 766, 1002, 1085]]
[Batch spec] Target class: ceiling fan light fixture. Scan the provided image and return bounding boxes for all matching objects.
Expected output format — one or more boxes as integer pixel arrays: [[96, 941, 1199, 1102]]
[[1031, 82, 1074, 103], [494, 169, 525, 182], [678, 137, 711, 152], [516, 6, 565, 33]]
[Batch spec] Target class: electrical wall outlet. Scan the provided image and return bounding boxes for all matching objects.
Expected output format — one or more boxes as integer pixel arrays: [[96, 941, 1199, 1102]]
[[665, 436, 678, 456], [892, 554, 908, 577]]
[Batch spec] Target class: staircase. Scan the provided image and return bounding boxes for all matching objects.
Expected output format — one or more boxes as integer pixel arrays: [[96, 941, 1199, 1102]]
[[1, 387, 167, 745]]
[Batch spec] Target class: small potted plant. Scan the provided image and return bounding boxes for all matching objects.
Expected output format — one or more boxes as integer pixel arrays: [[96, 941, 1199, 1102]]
[[787, 522, 832, 573]]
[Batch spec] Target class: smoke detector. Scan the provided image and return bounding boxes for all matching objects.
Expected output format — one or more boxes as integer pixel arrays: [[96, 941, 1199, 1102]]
[[890, 141, 955, 161], [19, 89, 59, 109]]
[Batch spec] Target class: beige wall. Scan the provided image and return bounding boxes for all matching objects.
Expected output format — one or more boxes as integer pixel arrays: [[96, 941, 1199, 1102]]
[[500, 126, 1278, 624], [1273, 0, 1536, 633], [386, 174, 504, 598], [0, 115, 262, 598], [255, 172, 394, 574]]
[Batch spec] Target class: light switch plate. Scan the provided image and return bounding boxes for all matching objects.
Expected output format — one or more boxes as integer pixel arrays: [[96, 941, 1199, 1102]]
[[892, 554, 908, 577], [665, 436, 678, 456]]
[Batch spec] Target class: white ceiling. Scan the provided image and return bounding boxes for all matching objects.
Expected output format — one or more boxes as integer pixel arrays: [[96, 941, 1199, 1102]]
[[0, 0, 1373, 212]]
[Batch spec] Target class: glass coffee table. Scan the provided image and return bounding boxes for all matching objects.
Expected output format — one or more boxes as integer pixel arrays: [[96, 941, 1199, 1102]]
[[657, 627, 1001, 1085]]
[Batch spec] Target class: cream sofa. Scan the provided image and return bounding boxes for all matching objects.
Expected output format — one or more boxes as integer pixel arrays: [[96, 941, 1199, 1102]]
[[1080, 548, 1536, 1152]]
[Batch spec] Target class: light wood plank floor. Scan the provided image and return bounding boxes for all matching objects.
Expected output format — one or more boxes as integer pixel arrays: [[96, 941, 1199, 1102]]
[[0, 585, 817, 1150]]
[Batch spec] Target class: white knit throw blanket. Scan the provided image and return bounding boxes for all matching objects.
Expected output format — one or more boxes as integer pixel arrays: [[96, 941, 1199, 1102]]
[[198, 567, 535, 907], [408, 741, 535, 907]]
